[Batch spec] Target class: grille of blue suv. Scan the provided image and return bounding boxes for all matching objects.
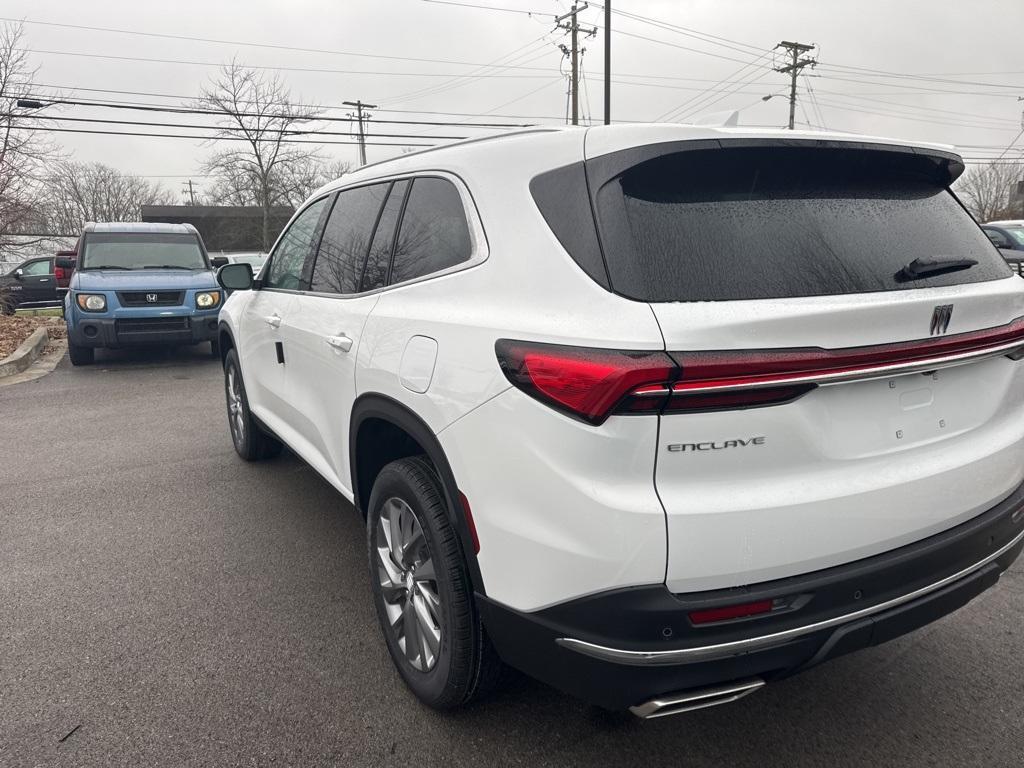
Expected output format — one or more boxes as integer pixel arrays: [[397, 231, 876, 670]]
[[115, 317, 190, 337], [117, 291, 184, 307]]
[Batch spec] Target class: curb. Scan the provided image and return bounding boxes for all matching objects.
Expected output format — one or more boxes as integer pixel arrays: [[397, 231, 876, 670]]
[[0, 327, 50, 378]]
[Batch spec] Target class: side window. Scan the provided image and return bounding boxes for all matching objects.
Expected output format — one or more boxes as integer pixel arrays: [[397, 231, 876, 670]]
[[984, 229, 1010, 248], [310, 183, 389, 295], [389, 177, 472, 285], [361, 180, 410, 292], [263, 197, 330, 290], [22, 259, 52, 276]]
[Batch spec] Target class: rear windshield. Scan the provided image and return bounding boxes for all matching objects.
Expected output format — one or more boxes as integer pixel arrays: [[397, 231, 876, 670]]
[[593, 147, 1009, 302], [81, 233, 207, 270]]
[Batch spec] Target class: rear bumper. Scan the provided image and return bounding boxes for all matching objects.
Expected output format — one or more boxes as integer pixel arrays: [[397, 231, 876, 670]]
[[478, 480, 1024, 711], [67, 313, 219, 348]]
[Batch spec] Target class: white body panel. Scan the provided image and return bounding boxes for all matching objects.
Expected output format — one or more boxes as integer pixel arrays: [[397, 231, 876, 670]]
[[438, 389, 667, 611], [652, 278, 1024, 593]]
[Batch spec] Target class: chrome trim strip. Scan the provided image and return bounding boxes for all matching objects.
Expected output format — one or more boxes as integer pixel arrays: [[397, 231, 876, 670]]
[[671, 339, 1024, 395], [557, 527, 1024, 667], [629, 678, 765, 719]]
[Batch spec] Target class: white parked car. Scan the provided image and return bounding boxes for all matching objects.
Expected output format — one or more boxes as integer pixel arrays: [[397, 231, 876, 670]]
[[215, 125, 1024, 718]]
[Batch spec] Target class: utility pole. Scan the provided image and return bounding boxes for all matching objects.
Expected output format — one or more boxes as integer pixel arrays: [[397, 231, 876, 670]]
[[183, 179, 197, 206], [556, 3, 597, 126], [343, 99, 377, 165], [774, 41, 816, 130], [603, 1, 611, 125]]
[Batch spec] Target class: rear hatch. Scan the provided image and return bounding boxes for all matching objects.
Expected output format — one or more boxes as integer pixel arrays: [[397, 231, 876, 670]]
[[586, 136, 1024, 593]]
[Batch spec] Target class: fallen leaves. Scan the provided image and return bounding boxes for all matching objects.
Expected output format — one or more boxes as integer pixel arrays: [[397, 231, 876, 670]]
[[0, 316, 66, 359]]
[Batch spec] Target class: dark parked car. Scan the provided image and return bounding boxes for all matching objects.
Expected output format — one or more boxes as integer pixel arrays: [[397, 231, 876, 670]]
[[0, 256, 59, 313], [981, 224, 1024, 252]]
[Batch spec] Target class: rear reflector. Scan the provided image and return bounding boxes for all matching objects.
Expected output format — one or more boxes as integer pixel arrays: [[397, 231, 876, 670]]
[[496, 318, 1024, 425], [459, 491, 481, 554], [689, 600, 773, 625]]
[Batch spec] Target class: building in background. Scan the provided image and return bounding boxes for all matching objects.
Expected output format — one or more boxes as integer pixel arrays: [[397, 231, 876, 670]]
[[140, 205, 294, 252]]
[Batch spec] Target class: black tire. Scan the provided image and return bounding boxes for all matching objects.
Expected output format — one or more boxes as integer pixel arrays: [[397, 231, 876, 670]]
[[67, 341, 95, 366], [367, 456, 504, 710], [0, 296, 14, 315], [223, 348, 282, 461]]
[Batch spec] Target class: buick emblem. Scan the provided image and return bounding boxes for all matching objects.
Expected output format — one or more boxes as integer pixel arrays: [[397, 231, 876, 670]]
[[145, 293, 158, 303], [930, 304, 953, 335]]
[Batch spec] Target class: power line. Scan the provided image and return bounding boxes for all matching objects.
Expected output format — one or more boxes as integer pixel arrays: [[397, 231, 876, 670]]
[[10, 124, 436, 146], [15, 93, 533, 128], [6, 113, 472, 140]]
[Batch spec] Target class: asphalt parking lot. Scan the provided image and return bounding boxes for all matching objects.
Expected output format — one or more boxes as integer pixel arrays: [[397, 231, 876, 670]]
[[1, 348, 1023, 767]]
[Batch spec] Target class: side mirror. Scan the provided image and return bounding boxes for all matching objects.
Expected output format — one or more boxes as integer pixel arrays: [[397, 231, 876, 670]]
[[13, 268, 23, 279], [55, 257, 76, 270], [218, 262, 254, 292], [210, 256, 229, 269]]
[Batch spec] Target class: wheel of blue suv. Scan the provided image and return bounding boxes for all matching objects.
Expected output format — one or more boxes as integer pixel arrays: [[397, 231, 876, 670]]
[[67, 340, 94, 366], [223, 348, 282, 461], [367, 456, 504, 709]]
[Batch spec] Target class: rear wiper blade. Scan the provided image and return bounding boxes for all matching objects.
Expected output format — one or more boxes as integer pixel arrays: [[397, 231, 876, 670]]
[[895, 256, 978, 282]]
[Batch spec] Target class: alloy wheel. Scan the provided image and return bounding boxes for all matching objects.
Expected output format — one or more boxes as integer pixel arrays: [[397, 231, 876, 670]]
[[375, 497, 442, 672], [226, 365, 246, 446]]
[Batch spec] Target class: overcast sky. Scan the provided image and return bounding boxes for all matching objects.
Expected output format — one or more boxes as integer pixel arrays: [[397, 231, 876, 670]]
[[4, 0, 1022, 202]]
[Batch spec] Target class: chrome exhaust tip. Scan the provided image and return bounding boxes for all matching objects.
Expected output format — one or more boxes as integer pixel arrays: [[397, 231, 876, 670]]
[[629, 677, 765, 719]]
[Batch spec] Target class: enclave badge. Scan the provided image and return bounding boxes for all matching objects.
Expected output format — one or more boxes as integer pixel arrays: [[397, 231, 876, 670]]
[[668, 437, 766, 452], [930, 304, 953, 336]]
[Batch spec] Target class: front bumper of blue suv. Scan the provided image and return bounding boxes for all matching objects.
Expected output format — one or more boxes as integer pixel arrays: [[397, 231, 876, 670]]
[[66, 289, 222, 348]]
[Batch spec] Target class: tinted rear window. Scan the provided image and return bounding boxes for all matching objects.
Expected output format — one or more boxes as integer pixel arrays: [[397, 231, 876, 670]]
[[593, 147, 1009, 302]]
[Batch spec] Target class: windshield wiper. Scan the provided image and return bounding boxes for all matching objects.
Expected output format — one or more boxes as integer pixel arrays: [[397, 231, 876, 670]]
[[141, 265, 200, 270], [895, 256, 978, 282], [84, 265, 130, 270]]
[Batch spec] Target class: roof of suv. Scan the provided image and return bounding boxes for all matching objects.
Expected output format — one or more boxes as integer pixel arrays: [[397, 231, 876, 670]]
[[314, 123, 962, 196], [83, 222, 200, 235]]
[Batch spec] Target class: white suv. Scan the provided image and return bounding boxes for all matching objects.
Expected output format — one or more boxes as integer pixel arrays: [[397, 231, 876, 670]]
[[215, 125, 1024, 718]]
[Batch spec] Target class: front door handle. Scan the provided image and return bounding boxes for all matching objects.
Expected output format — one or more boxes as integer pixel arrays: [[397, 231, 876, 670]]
[[325, 333, 353, 353], [264, 313, 282, 329]]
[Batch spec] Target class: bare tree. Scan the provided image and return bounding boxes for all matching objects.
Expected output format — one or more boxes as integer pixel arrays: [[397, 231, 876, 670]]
[[195, 61, 325, 249], [39, 161, 174, 234], [955, 161, 1024, 222], [0, 22, 58, 258]]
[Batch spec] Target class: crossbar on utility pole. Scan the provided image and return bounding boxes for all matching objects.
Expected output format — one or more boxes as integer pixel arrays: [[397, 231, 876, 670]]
[[343, 99, 378, 165], [774, 40, 816, 130], [556, 3, 597, 126]]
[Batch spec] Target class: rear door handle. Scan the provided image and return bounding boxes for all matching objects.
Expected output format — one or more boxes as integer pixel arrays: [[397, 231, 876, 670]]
[[39, 278, 50, 283], [325, 333, 353, 353], [264, 313, 282, 329]]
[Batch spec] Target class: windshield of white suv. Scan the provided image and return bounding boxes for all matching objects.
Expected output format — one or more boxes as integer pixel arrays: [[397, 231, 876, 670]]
[[80, 233, 207, 270], [592, 146, 1010, 302]]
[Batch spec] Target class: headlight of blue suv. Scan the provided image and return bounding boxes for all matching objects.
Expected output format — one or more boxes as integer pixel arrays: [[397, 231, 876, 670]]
[[76, 293, 106, 312], [195, 291, 221, 309]]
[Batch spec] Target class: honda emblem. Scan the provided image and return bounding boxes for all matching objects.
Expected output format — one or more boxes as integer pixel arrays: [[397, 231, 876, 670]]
[[930, 304, 953, 335], [145, 293, 158, 303]]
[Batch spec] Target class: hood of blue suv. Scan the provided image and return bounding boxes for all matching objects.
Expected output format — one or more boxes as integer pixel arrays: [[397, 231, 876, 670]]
[[73, 268, 218, 292]]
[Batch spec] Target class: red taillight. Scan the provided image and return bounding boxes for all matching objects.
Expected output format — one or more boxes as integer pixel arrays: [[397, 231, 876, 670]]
[[495, 340, 675, 424], [689, 600, 773, 625], [496, 319, 1024, 424], [54, 266, 66, 280]]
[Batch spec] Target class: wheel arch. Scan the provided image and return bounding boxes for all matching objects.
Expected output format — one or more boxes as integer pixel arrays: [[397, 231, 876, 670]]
[[351, 393, 486, 595], [217, 320, 236, 368]]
